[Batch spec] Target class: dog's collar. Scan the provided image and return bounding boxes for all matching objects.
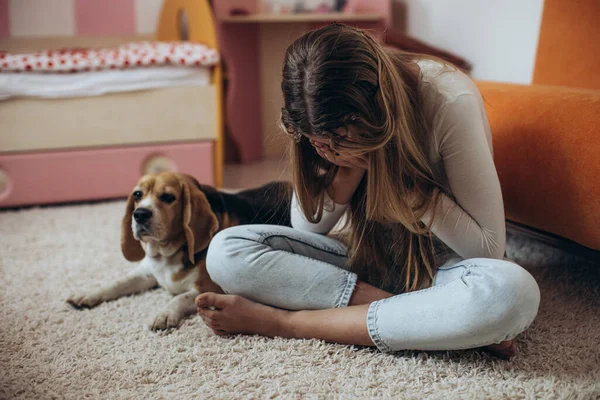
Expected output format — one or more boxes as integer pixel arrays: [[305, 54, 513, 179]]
[[193, 246, 209, 260], [215, 192, 228, 230], [181, 243, 209, 266]]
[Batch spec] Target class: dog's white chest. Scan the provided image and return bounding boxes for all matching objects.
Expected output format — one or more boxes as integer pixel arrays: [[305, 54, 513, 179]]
[[142, 253, 197, 295]]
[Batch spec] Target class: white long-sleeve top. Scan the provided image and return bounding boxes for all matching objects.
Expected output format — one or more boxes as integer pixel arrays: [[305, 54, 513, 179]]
[[291, 59, 506, 260]]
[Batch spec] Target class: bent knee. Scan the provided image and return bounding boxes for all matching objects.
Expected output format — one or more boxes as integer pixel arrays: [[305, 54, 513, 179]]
[[205, 226, 265, 293], [475, 259, 541, 337]]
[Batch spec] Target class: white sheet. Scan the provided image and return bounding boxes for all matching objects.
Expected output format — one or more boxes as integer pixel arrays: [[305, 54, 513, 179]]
[[0, 66, 211, 100]]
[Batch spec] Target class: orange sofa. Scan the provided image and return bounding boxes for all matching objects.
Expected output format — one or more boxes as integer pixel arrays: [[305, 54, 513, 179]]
[[476, 0, 600, 256]]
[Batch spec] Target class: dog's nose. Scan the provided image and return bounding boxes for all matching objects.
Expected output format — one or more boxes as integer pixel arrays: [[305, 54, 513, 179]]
[[133, 208, 152, 224]]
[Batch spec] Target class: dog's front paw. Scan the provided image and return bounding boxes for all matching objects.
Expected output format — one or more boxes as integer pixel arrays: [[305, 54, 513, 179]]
[[67, 292, 104, 309], [150, 310, 182, 331]]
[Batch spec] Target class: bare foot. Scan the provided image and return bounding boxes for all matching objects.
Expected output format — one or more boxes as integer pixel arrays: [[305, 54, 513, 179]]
[[481, 340, 517, 359], [195, 293, 290, 337]]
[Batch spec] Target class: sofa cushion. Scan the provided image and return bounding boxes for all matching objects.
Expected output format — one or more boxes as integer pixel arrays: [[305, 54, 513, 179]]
[[477, 81, 600, 250]]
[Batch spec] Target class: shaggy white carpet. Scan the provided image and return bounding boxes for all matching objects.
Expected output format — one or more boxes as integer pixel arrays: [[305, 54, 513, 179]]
[[1, 200, 599, 399]]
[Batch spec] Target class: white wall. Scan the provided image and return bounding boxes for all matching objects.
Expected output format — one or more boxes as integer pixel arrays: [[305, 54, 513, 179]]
[[399, 0, 545, 84]]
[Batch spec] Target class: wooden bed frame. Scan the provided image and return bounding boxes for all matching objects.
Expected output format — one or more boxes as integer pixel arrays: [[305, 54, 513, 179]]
[[0, 0, 223, 208]]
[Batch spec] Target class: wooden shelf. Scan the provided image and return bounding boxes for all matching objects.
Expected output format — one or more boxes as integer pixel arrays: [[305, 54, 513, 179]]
[[221, 12, 382, 23]]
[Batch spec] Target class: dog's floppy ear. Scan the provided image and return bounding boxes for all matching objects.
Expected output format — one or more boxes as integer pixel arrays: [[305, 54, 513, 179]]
[[121, 193, 145, 262], [183, 182, 219, 264]]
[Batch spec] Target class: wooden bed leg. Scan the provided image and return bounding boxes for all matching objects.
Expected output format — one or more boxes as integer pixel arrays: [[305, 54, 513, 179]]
[[156, 0, 224, 187], [214, 65, 224, 188]]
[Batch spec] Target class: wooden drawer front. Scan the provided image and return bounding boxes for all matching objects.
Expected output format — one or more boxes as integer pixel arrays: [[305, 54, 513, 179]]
[[0, 85, 218, 152], [0, 141, 214, 208]]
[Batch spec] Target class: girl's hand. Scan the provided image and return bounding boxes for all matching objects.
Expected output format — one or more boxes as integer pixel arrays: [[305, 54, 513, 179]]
[[312, 140, 369, 170]]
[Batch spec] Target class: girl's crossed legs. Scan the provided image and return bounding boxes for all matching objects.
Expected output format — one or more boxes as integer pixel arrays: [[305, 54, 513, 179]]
[[196, 225, 540, 358]]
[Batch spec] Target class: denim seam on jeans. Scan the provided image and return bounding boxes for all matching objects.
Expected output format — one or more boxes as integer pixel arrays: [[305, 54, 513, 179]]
[[254, 231, 358, 310], [437, 263, 470, 271], [260, 249, 348, 270], [257, 232, 347, 257], [432, 262, 470, 286], [377, 269, 470, 307], [449, 320, 528, 350], [367, 265, 473, 352], [335, 272, 357, 308], [460, 318, 533, 349], [258, 231, 356, 308], [367, 301, 390, 352]]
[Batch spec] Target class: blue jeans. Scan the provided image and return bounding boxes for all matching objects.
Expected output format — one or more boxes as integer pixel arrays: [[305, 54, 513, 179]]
[[206, 225, 541, 352]]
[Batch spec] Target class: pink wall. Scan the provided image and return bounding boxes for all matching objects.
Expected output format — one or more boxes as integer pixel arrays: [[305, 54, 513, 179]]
[[75, 0, 136, 36], [0, 0, 163, 37], [0, 0, 10, 38]]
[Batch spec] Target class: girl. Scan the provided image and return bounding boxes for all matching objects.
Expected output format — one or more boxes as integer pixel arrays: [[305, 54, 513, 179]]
[[196, 24, 540, 359]]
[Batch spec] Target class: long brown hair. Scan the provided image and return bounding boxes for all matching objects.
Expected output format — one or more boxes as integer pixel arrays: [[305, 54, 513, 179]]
[[280, 23, 451, 293]]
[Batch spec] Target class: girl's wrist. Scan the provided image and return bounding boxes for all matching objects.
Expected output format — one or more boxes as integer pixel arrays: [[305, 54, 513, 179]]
[[327, 166, 365, 204], [339, 165, 366, 176]]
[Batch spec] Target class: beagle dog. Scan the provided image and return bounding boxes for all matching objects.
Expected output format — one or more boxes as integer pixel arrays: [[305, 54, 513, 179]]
[[67, 172, 291, 330]]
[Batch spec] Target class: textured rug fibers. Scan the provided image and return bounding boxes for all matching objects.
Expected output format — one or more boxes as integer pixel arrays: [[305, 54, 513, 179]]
[[1, 200, 599, 399]]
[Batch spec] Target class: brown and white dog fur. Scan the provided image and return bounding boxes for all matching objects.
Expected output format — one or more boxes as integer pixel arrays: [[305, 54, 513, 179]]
[[67, 172, 291, 331]]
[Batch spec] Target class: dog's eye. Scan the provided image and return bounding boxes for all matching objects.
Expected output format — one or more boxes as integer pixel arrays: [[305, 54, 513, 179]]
[[133, 191, 143, 200], [160, 193, 176, 204]]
